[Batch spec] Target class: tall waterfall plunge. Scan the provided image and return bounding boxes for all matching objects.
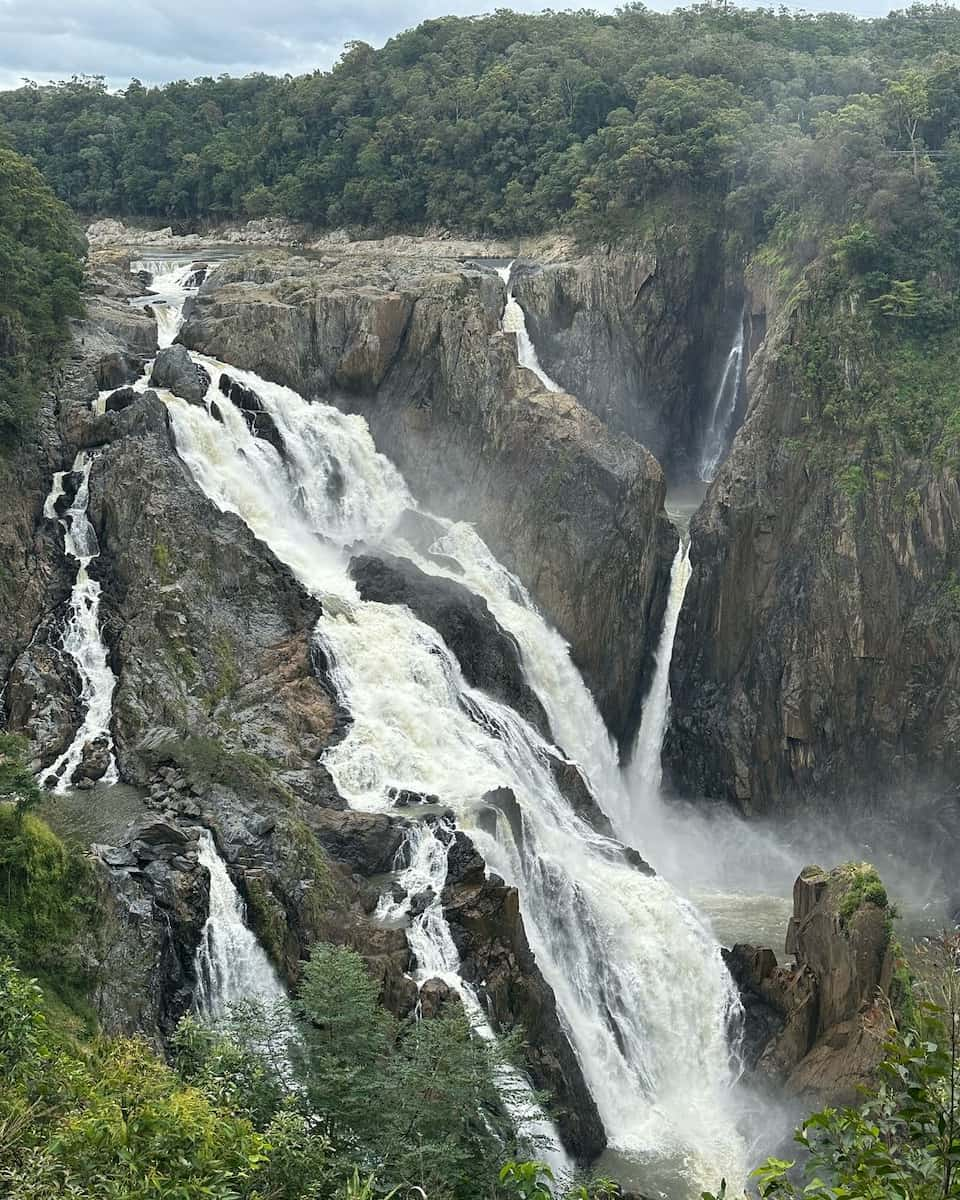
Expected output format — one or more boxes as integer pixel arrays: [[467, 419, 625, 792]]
[[195, 830, 288, 1019], [131, 263, 747, 1196], [497, 263, 562, 392]]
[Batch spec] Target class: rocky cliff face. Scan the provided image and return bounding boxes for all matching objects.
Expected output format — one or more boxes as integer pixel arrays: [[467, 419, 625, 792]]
[[667, 290, 960, 817], [2, 252, 606, 1159], [178, 252, 676, 746], [725, 864, 896, 1106], [512, 236, 745, 475]]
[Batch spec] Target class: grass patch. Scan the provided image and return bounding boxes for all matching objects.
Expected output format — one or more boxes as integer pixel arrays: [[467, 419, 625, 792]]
[[147, 735, 293, 806], [836, 861, 890, 924]]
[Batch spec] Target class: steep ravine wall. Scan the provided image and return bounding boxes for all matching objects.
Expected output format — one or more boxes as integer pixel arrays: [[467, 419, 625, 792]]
[[179, 252, 677, 747], [512, 235, 746, 477], [666, 290, 960, 819]]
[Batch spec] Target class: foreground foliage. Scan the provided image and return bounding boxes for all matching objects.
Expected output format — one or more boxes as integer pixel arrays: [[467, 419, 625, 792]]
[[705, 934, 960, 1199]]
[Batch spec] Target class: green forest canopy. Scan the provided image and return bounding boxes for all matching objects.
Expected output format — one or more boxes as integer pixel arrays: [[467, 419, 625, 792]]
[[0, 146, 83, 442], [1, 2, 960, 248], [4, 3, 960, 460]]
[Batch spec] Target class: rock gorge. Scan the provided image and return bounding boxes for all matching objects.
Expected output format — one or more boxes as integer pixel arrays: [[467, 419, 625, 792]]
[[0, 220, 952, 1192]]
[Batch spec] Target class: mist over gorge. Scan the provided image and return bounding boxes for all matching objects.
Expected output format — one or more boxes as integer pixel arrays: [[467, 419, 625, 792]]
[[2, 5, 960, 1199]]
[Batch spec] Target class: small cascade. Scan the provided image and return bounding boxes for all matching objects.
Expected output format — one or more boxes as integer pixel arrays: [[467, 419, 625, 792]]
[[194, 830, 288, 1020], [132, 259, 208, 348], [624, 541, 693, 803], [42, 451, 119, 792], [497, 263, 562, 392], [699, 312, 746, 483], [376, 820, 571, 1177]]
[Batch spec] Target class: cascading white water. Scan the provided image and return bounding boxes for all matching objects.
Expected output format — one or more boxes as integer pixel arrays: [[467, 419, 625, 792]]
[[699, 313, 746, 483], [624, 542, 693, 804], [377, 820, 571, 1177], [131, 258, 206, 348], [42, 451, 119, 792], [144, 295, 746, 1192], [497, 263, 562, 392], [195, 830, 288, 1020]]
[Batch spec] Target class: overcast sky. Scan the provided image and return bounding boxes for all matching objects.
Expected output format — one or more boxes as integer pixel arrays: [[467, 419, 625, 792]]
[[0, 0, 912, 91]]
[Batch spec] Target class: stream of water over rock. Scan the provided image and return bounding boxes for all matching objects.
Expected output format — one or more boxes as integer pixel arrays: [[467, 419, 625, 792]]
[[128, 259, 747, 1197]]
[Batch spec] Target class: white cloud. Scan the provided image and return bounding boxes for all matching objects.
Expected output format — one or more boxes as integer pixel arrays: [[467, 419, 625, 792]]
[[0, 0, 903, 90]]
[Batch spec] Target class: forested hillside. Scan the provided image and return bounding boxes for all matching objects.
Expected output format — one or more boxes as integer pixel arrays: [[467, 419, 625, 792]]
[[1, 3, 959, 247], [0, 146, 83, 442]]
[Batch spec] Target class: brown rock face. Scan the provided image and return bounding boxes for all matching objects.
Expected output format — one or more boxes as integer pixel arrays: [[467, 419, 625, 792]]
[[513, 239, 744, 474], [725, 864, 894, 1106], [668, 293, 960, 815], [178, 252, 676, 745]]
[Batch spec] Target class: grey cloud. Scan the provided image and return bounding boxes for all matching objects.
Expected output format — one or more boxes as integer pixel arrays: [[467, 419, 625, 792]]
[[0, 0, 898, 90]]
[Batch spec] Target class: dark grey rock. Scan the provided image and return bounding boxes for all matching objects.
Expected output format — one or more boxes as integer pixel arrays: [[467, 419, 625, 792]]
[[350, 551, 551, 739], [149, 344, 211, 405]]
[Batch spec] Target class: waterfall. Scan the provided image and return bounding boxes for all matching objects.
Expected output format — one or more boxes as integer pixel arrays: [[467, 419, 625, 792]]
[[102, 259, 749, 1192], [377, 820, 571, 1177], [42, 451, 119, 792], [132, 258, 206, 348], [699, 313, 746, 483], [194, 830, 288, 1020], [497, 263, 562, 392], [151, 328, 746, 1191], [625, 542, 693, 803]]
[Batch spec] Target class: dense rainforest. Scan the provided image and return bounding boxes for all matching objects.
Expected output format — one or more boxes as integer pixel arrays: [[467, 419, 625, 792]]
[[4, 3, 960, 465], [0, 146, 83, 441]]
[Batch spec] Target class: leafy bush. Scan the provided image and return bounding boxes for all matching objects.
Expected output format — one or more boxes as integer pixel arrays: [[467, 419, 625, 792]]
[[0, 806, 97, 990], [0, 960, 269, 1200]]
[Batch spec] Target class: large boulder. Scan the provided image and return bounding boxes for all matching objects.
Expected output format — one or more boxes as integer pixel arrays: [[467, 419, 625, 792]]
[[725, 863, 897, 1106], [149, 344, 211, 405], [85, 296, 158, 355], [89, 824, 208, 1040]]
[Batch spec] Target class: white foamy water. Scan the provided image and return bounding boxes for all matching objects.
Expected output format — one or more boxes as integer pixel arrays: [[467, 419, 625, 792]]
[[146, 300, 745, 1192], [699, 313, 745, 483], [195, 830, 288, 1019], [42, 452, 119, 792], [132, 258, 209, 348], [625, 542, 693, 804], [497, 263, 562, 392], [377, 820, 571, 1177]]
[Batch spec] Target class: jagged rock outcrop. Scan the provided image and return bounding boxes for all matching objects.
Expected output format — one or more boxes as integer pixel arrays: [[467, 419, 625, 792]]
[[89, 817, 208, 1039], [441, 826, 606, 1160], [218, 372, 285, 455], [512, 240, 745, 473], [149, 344, 211, 404], [2, 300, 162, 766], [349, 551, 551, 737], [178, 252, 677, 744], [725, 863, 896, 1105], [668, 289, 960, 815]]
